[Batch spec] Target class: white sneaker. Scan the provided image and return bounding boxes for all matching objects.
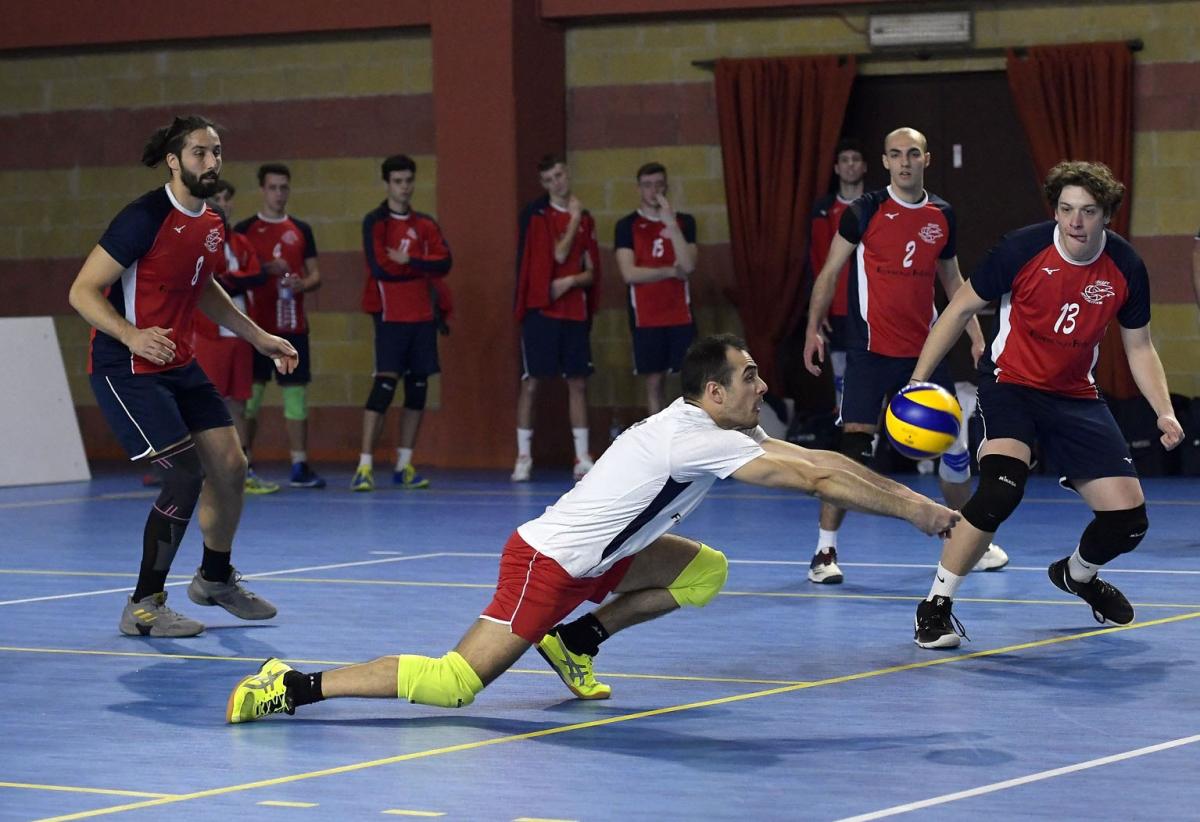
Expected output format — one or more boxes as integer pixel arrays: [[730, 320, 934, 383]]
[[973, 543, 1009, 571], [572, 455, 594, 481], [511, 456, 532, 482], [807, 547, 844, 584]]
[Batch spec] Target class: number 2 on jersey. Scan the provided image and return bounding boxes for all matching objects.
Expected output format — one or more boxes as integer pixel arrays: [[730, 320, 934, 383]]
[[902, 240, 916, 268]]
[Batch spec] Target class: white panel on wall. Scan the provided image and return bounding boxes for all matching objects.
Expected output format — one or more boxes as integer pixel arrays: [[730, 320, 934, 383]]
[[0, 317, 91, 486]]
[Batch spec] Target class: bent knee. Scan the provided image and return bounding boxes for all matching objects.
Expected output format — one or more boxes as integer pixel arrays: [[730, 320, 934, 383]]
[[397, 652, 483, 708], [669, 544, 728, 608]]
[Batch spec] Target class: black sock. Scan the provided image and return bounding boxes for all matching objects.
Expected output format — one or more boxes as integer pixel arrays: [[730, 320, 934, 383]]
[[555, 613, 610, 657], [284, 670, 324, 707], [133, 509, 187, 602], [201, 545, 232, 582]]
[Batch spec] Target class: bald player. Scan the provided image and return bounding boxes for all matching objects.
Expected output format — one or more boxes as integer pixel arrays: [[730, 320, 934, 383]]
[[803, 127, 1005, 585]]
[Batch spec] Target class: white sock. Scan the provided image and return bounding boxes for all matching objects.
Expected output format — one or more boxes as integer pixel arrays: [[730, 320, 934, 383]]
[[396, 447, 413, 470], [817, 528, 838, 553], [927, 563, 965, 600], [1068, 547, 1098, 583], [572, 427, 589, 460], [358, 453, 373, 469], [290, 450, 307, 465], [517, 428, 533, 459]]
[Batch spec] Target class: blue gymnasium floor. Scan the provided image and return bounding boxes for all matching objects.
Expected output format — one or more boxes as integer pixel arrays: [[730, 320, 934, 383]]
[[1, 467, 1198, 822]]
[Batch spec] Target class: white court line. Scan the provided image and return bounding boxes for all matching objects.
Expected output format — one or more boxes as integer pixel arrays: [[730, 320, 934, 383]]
[[0, 553, 447, 607], [836, 733, 1200, 821], [727, 559, 1200, 575]]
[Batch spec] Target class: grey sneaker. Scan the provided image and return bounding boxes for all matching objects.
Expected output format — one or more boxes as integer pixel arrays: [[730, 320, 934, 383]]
[[119, 592, 204, 637], [187, 567, 277, 620]]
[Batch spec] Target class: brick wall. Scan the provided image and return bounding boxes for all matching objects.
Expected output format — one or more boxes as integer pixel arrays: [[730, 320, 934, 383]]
[[565, 0, 1200, 395], [3, 3, 1197, 464]]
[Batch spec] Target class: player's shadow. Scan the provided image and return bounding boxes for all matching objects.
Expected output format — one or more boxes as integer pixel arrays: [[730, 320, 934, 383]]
[[951, 634, 1187, 692], [287, 714, 1010, 773]]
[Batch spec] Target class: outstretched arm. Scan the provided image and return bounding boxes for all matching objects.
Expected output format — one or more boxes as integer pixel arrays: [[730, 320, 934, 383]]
[[760, 438, 926, 503], [731, 451, 959, 537]]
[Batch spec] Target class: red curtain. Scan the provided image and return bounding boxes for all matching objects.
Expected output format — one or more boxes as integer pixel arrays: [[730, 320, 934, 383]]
[[1006, 42, 1138, 398], [713, 56, 856, 389]]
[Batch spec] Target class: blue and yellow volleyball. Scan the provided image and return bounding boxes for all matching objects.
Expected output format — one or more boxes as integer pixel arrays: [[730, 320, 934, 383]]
[[884, 382, 963, 460]]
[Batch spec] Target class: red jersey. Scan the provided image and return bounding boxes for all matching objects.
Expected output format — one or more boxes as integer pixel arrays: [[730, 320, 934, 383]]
[[194, 232, 265, 340], [614, 209, 697, 328], [841, 187, 956, 357], [514, 196, 602, 323], [90, 185, 225, 375], [360, 203, 452, 323], [234, 213, 317, 335], [809, 193, 853, 317], [973, 222, 1150, 398]]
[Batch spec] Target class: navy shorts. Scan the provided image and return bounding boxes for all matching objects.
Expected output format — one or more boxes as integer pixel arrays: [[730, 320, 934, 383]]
[[977, 377, 1136, 481], [840, 348, 955, 426], [252, 332, 310, 385], [826, 314, 848, 353], [631, 322, 695, 375], [521, 310, 593, 379], [373, 316, 440, 376], [90, 360, 232, 460]]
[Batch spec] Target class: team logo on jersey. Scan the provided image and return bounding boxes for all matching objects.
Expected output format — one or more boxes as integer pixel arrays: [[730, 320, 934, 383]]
[[918, 223, 944, 244], [1082, 280, 1115, 305], [883, 212, 899, 220], [1042, 267, 1059, 277], [281, 229, 300, 246], [204, 228, 221, 252], [173, 225, 185, 234]]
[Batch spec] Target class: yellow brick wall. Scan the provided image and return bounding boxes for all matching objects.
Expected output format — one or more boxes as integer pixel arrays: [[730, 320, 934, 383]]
[[5, 31, 439, 414], [0, 33, 432, 114], [565, 1, 1200, 392]]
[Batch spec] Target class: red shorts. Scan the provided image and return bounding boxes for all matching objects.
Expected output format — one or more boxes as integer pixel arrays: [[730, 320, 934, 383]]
[[481, 531, 634, 643], [193, 336, 253, 401]]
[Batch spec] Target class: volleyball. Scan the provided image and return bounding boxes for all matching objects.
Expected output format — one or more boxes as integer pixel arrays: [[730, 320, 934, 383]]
[[884, 382, 963, 460]]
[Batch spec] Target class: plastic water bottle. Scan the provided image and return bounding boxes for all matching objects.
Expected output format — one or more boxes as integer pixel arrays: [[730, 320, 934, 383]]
[[276, 273, 297, 330]]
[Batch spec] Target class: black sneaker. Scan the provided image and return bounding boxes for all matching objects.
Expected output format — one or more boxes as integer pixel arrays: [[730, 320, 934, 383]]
[[289, 462, 326, 489], [914, 596, 968, 649], [1048, 558, 1134, 625]]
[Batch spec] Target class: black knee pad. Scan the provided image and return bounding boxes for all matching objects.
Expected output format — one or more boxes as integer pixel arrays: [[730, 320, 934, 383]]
[[365, 375, 398, 413], [403, 374, 428, 411], [839, 431, 875, 465], [1079, 504, 1148, 564], [147, 441, 205, 522], [960, 454, 1029, 533]]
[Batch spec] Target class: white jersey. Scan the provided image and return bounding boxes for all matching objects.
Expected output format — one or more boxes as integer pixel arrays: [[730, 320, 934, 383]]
[[518, 398, 766, 578]]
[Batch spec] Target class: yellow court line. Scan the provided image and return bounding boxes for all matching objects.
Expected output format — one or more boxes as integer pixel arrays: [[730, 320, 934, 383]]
[[0, 782, 173, 799], [0, 646, 804, 686], [32, 610, 1200, 822]]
